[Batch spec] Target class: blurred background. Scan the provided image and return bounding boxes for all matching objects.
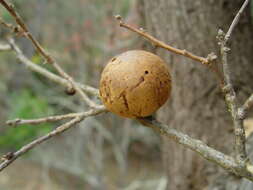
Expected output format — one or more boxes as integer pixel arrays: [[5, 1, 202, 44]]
[[0, 0, 166, 189]]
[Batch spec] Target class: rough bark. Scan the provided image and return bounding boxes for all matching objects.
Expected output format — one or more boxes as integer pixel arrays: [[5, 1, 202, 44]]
[[142, 0, 253, 189]]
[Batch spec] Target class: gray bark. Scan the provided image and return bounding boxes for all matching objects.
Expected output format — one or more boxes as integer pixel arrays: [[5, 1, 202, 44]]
[[142, 0, 253, 189]]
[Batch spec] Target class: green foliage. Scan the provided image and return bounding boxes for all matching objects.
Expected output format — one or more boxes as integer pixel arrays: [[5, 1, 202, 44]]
[[0, 90, 54, 150], [31, 54, 43, 64], [1, 9, 12, 22]]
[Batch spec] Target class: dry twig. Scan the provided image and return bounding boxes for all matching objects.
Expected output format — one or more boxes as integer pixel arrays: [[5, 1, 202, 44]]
[[218, 30, 246, 164], [0, 0, 52, 63], [1, 0, 253, 183], [0, 37, 103, 171], [0, 17, 15, 30], [138, 116, 253, 181], [0, 106, 106, 171], [239, 94, 253, 119], [7, 39, 99, 96], [6, 112, 90, 127], [225, 0, 250, 41], [114, 0, 252, 179], [0, 0, 97, 108], [217, 0, 250, 164], [115, 15, 212, 65], [115, 15, 225, 85]]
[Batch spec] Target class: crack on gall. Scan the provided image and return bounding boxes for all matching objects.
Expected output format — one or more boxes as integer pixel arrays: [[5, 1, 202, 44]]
[[119, 90, 129, 110], [130, 76, 145, 91]]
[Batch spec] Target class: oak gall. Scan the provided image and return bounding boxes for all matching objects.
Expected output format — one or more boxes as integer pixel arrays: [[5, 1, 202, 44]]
[[99, 50, 171, 118]]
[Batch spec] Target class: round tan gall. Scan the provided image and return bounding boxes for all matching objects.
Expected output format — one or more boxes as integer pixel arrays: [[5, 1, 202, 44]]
[[99, 50, 171, 118]]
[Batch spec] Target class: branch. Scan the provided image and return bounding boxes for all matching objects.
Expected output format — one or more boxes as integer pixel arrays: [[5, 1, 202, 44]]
[[0, 0, 251, 182], [0, 0, 97, 108], [138, 116, 253, 181], [115, 15, 225, 85], [0, 106, 106, 171], [239, 94, 253, 119], [217, 0, 250, 164], [218, 30, 246, 163], [0, 0, 53, 63], [6, 112, 89, 127], [7, 38, 99, 97], [0, 17, 15, 30], [225, 0, 250, 41], [115, 15, 214, 65]]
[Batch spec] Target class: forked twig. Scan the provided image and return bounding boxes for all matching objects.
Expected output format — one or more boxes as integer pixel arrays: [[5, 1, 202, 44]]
[[7, 39, 99, 96], [1, 0, 253, 182], [0, 0, 52, 63], [0, 0, 97, 107], [6, 112, 89, 127], [0, 106, 106, 171], [217, 0, 250, 164]]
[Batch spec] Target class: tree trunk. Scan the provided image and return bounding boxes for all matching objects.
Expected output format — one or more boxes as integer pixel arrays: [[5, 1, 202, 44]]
[[142, 0, 253, 189]]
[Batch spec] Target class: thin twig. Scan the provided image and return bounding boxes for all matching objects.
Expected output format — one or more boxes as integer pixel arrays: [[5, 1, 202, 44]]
[[225, 0, 250, 41], [0, 0, 252, 182], [234, 0, 253, 119], [0, 17, 16, 31], [7, 38, 99, 96], [115, 15, 211, 65], [115, 15, 225, 85], [0, 43, 11, 51], [138, 116, 253, 181], [0, 0, 53, 63], [0, 0, 97, 107], [217, 0, 250, 164], [0, 106, 106, 171], [6, 112, 88, 127], [0, 17, 13, 29], [0, 17, 23, 36], [219, 30, 247, 164], [239, 94, 253, 119]]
